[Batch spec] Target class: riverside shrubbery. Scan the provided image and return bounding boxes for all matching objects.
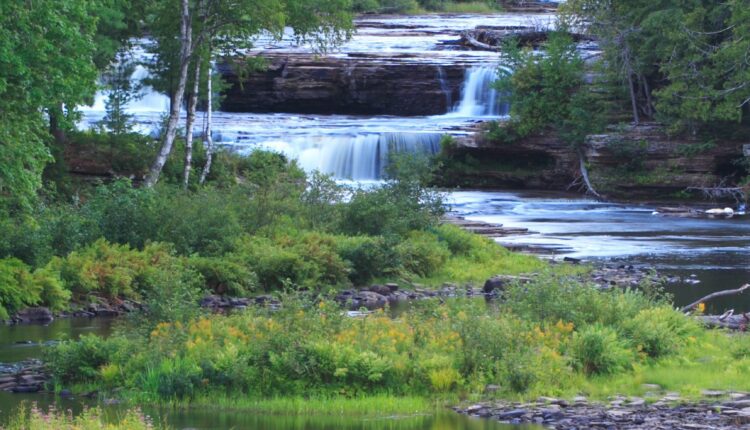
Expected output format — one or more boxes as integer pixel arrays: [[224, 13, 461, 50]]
[[0, 150, 541, 318], [44, 279, 708, 401]]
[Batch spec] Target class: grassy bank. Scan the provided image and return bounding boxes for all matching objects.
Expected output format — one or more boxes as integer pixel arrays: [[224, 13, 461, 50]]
[[45, 272, 750, 408]]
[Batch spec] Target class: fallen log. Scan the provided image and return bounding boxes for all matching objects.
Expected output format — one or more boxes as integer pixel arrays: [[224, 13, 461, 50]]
[[681, 283, 750, 313], [697, 313, 750, 331]]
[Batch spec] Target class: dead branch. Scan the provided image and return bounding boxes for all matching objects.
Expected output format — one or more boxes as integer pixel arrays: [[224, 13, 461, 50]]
[[681, 283, 750, 313], [578, 149, 602, 199]]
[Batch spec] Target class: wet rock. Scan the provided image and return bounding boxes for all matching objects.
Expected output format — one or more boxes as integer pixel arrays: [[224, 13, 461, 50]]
[[12, 307, 53, 324], [368, 284, 392, 296], [12, 385, 41, 393], [496, 409, 527, 420], [353, 291, 388, 310]]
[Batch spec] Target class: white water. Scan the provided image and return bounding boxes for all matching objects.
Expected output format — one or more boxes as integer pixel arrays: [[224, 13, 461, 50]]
[[449, 66, 508, 117], [79, 16, 515, 181]]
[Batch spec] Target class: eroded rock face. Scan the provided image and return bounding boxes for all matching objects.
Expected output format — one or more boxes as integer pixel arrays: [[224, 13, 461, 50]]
[[219, 54, 466, 116], [445, 123, 747, 199]]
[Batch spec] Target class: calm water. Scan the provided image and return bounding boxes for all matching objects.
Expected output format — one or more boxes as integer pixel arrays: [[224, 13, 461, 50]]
[[0, 319, 536, 429], [0, 393, 533, 430]]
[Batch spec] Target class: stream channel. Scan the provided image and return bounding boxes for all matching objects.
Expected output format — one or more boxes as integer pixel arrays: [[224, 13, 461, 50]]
[[2, 10, 748, 429]]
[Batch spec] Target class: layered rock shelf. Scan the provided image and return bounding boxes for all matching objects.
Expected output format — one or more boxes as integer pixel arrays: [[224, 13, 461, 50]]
[[448, 123, 748, 200], [219, 54, 468, 116]]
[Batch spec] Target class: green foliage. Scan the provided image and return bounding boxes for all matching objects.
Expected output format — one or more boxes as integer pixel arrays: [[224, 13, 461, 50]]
[[186, 256, 258, 296], [0, 0, 100, 213], [0, 258, 69, 319], [571, 325, 632, 375], [45, 334, 132, 383], [335, 235, 395, 286], [493, 32, 605, 146], [50, 239, 183, 299], [0, 259, 41, 320], [563, 0, 750, 134], [623, 307, 700, 359], [394, 231, 450, 277]]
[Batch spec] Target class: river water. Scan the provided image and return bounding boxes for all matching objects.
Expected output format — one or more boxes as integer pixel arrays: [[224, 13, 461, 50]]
[[2, 11, 748, 428]]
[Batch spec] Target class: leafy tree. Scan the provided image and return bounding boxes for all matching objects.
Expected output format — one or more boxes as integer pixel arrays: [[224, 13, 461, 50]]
[[562, 0, 750, 134], [144, 0, 354, 187], [0, 1, 99, 213], [493, 32, 604, 146]]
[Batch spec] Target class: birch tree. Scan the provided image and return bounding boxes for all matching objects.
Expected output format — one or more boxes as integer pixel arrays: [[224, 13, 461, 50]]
[[144, 0, 353, 187]]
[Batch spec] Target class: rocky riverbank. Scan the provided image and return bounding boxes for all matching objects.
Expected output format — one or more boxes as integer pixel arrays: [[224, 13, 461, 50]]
[[0, 359, 50, 394], [455, 391, 750, 429]]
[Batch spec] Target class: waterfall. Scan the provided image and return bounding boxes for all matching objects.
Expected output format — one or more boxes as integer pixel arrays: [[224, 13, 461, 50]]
[[248, 132, 442, 180], [450, 66, 509, 117]]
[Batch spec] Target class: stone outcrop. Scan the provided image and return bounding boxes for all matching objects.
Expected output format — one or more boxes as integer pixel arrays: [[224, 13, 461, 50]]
[[219, 54, 467, 116], [455, 392, 750, 429], [446, 123, 748, 200]]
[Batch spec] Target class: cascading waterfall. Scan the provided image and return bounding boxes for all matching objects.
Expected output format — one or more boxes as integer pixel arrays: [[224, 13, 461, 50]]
[[450, 66, 509, 117], [78, 42, 510, 182], [251, 132, 442, 180]]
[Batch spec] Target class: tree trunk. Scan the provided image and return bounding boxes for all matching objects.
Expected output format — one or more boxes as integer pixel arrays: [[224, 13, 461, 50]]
[[199, 63, 214, 185], [183, 61, 201, 189], [144, 0, 192, 187]]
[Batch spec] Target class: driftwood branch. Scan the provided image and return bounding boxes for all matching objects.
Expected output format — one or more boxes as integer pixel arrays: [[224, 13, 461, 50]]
[[460, 30, 498, 51], [578, 150, 602, 199], [681, 283, 750, 313]]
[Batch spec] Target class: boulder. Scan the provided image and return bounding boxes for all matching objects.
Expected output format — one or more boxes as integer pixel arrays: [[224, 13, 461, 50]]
[[12, 307, 53, 324], [368, 284, 392, 296], [353, 291, 388, 310]]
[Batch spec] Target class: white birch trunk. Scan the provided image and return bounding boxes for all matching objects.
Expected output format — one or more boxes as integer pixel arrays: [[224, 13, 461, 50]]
[[183, 61, 201, 188], [199, 63, 214, 185], [145, 0, 192, 187]]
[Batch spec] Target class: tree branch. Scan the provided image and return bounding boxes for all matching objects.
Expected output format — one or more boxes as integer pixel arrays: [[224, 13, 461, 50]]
[[681, 284, 750, 313]]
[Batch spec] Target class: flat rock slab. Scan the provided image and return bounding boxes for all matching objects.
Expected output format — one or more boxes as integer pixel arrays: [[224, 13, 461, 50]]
[[455, 399, 750, 429]]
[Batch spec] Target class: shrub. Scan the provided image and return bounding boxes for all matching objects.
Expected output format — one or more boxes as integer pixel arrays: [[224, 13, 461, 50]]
[[186, 256, 258, 296], [433, 223, 478, 255], [45, 334, 129, 383], [82, 179, 158, 249], [232, 232, 350, 291], [150, 188, 244, 256], [49, 239, 183, 299], [623, 307, 700, 358], [335, 235, 397, 285], [570, 325, 632, 375], [0, 258, 41, 319], [395, 231, 450, 277]]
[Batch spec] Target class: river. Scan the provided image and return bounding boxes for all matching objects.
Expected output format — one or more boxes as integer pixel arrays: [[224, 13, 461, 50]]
[[2, 10, 748, 428]]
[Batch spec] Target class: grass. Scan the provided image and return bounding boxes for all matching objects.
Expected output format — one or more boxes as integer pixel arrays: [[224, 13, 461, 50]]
[[156, 394, 437, 417], [417, 247, 589, 286]]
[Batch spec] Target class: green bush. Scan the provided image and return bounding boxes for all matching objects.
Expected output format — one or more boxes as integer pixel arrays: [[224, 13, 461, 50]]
[[395, 231, 450, 277], [44, 334, 130, 383], [570, 325, 632, 375], [49, 239, 182, 299], [623, 307, 699, 358], [0, 258, 41, 319], [82, 179, 158, 249], [186, 256, 258, 296], [335, 235, 396, 285], [232, 232, 350, 291]]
